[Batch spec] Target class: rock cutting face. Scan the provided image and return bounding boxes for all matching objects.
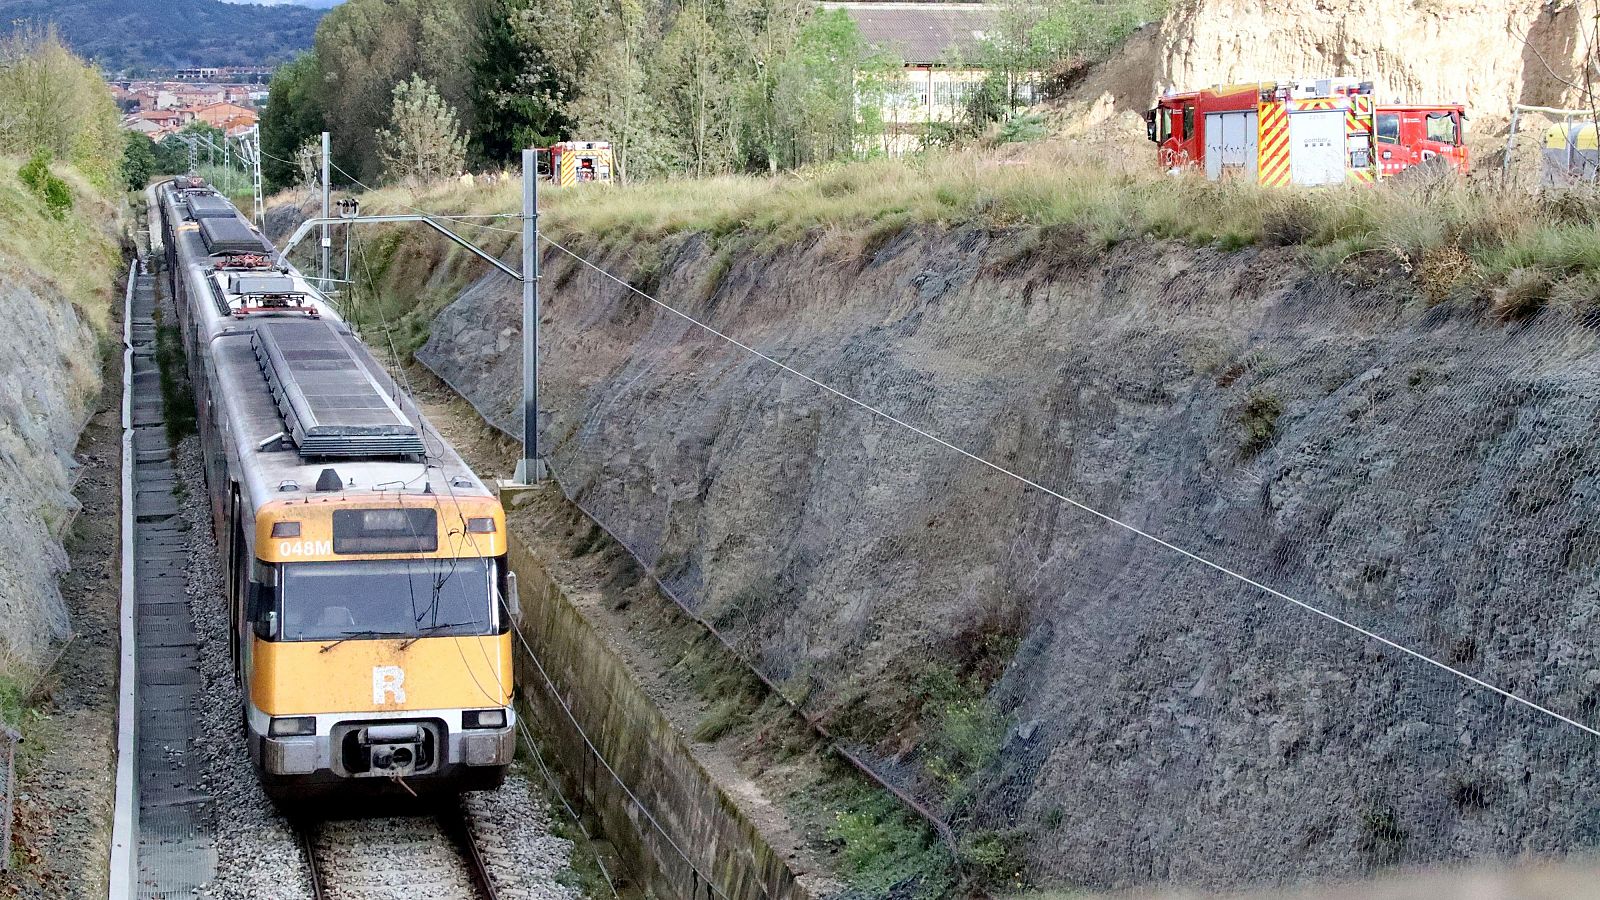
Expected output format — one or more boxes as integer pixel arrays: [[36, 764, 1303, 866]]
[[418, 226, 1600, 891], [0, 275, 100, 669], [1156, 0, 1587, 118]]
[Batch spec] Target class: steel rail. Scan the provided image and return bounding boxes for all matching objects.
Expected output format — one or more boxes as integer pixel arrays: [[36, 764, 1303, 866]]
[[297, 819, 326, 900], [439, 800, 500, 900]]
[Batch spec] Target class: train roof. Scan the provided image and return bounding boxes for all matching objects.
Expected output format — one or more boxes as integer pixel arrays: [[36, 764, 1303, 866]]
[[160, 182, 493, 509]]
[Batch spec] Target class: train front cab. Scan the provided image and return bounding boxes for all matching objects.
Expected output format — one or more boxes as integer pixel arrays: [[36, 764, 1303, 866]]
[[235, 497, 518, 801]]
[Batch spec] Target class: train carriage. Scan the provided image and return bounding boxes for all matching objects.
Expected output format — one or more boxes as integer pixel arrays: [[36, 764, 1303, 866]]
[[156, 181, 516, 801]]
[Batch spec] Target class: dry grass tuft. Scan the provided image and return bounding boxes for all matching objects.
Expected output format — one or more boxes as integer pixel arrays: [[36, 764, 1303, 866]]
[[1415, 245, 1475, 305], [1491, 267, 1552, 320]]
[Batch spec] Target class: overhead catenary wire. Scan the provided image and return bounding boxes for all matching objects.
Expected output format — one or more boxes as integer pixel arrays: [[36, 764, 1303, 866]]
[[538, 235, 1600, 742], [342, 216, 708, 896]]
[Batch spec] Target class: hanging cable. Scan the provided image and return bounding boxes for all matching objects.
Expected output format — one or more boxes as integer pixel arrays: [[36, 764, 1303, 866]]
[[539, 234, 1600, 741]]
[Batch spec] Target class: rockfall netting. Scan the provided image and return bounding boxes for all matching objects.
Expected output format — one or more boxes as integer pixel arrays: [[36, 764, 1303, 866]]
[[419, 225, 1600, 892]]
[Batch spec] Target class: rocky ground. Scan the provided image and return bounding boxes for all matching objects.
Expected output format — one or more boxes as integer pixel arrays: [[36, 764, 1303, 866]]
[[174, 437, 315, 900], [464, 776, 581, 900], [3, 288, 122, 898]]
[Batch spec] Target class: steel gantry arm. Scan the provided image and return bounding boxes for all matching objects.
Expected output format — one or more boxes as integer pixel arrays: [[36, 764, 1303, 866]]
[[280, 147, 545, 485], [278, 215, 525, 282]]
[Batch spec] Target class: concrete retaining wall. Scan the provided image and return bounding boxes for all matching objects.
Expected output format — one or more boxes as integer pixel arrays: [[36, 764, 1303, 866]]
[[505, 533, 809, 900]]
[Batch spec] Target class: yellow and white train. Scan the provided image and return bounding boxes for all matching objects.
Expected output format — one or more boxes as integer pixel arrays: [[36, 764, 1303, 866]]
[[157, 180, 516, 802]]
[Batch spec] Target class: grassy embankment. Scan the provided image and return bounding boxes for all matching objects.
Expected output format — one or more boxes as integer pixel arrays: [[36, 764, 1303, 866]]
[[0, 157, 121, 333], [0, 155, 120, 876], [322, 141, 1600, 357]]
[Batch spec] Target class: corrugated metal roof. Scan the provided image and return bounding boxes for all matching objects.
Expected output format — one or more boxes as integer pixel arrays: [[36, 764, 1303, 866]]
[[820, 2, 1000, 65]]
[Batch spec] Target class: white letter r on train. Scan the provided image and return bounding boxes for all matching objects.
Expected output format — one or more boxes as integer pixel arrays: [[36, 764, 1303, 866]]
[[372, 666, 406, 705]]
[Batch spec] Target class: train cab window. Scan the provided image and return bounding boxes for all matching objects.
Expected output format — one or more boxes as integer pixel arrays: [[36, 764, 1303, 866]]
[[1426, 112, 1459, 145], [1182, 105, 1195, 141], [1160, 108, 1173, 142], [1376, 113, 1400, 144], [279, 558, 496, 641]]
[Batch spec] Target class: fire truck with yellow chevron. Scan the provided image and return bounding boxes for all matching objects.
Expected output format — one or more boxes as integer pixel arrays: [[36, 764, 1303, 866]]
[[1146, 78, 1467, 185]]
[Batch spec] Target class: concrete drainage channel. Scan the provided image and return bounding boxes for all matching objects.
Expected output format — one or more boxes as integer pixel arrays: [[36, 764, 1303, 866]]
[[502, 536, 811, 900], [106, 256, 220, 898]]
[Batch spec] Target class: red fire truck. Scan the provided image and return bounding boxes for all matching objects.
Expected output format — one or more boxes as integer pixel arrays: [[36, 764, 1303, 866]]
[[1147, 78, 1378, 187]]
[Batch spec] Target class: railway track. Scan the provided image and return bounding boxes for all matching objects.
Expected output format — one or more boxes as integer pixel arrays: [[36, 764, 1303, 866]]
[[298, 801, 499, 900]]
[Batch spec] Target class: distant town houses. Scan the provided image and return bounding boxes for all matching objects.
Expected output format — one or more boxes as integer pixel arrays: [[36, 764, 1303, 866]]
[[112, 78, 266, 141]]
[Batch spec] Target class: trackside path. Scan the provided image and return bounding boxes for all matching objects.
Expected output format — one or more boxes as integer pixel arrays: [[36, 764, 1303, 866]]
[[126, 260, 219, 897]]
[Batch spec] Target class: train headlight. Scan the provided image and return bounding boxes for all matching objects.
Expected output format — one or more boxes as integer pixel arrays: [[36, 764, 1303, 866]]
[[463, 708, 506, 730], [268, 716, 315, 737]]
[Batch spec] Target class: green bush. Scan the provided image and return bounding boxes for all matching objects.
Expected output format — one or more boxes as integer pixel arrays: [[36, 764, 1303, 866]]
[[42, 176, 73, 217], [1237, 390, 1283, 458], [997, 113, 1048, 145], [916, 664, 1008, 794], [18, 149, 49, 192], [829, 790, 954, 898], [18, 149, 74, 218]]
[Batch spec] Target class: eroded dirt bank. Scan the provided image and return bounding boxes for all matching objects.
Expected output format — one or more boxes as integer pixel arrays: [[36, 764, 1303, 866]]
[[413, 224, 1600, 891]]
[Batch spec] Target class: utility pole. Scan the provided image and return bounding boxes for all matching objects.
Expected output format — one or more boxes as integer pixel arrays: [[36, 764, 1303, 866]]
[[320, 131, 331, 293], [241, 126, 265, 231], [515, 147, 547, 484]]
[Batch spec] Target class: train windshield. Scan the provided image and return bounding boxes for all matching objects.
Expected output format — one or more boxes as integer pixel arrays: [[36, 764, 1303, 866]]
[[279, 558, 496, 641]]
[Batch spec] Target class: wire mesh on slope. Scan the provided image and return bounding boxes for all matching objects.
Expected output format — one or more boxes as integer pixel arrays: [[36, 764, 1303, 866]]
[[421, 226, 1600, 891]]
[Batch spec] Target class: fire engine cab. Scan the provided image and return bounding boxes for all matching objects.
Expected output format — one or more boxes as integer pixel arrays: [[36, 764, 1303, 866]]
[[1147, 78, 1378, 187], [1372, 104, 1468, 176], [548, 141, 613, 186]]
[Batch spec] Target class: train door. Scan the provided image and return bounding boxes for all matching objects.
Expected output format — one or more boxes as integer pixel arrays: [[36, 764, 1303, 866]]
[[1288, 109, 1346, 186]]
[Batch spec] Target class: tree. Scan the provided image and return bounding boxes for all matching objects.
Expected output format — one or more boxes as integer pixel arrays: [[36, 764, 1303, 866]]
[[469, 0, 572, 166], [0, 25, 122, 189], [376, 76, 468, 183], [122, 132, 157, 190], [314, 0, 482, 180], [750, 9, 880, 170], [561, 0, 663, 181], [655, 0, 734, 177], [259, 52, 326, 191]]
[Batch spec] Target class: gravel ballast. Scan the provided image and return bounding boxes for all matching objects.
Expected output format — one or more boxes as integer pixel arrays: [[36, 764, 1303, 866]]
[[178, 436, 315, 900]]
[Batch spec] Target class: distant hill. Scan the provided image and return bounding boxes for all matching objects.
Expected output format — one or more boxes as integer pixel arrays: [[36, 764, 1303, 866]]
[[218, 0, 343, 7], [0, 0, 326, 73]]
